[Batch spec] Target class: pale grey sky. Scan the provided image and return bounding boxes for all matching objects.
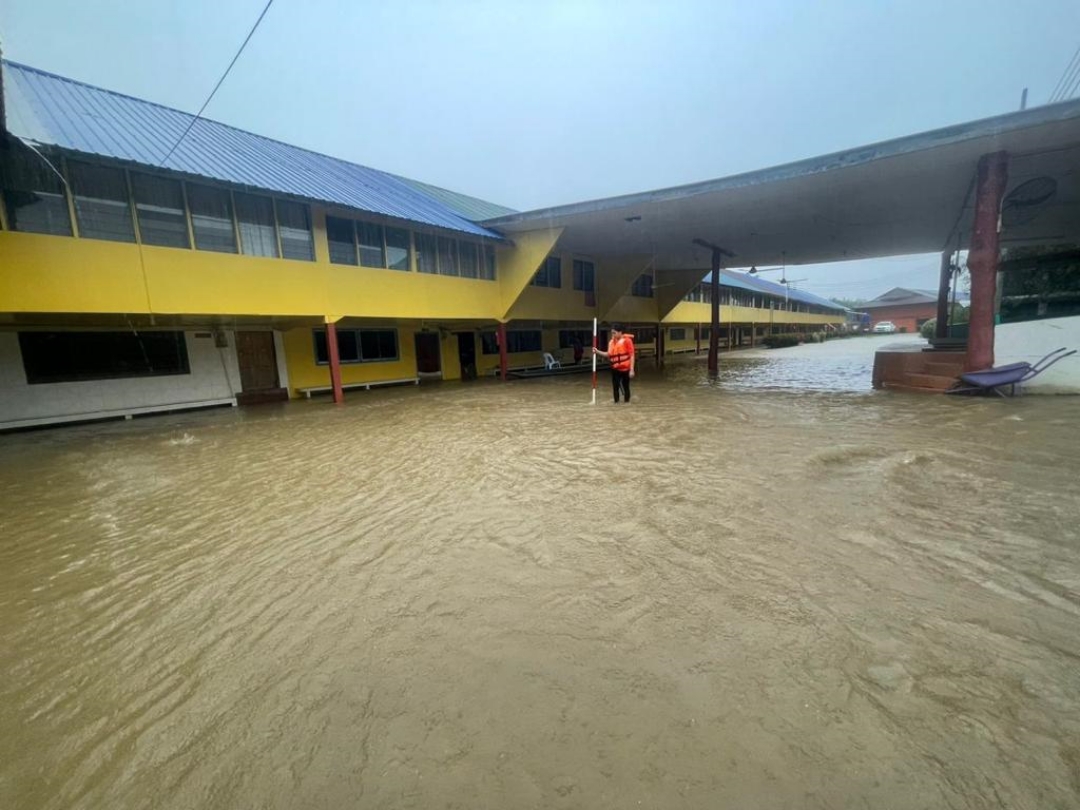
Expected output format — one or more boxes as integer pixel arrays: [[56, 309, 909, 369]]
[[2, 0, 1077, 299]]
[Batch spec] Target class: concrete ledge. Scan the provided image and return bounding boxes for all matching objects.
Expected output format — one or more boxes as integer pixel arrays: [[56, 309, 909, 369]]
[[0, 397, 237, 432], [299, 378, 419, 398]]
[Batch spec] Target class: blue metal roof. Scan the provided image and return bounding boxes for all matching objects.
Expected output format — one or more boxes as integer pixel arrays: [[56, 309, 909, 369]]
[[704, 270, 847, 311], [1, 61, 504, 239]]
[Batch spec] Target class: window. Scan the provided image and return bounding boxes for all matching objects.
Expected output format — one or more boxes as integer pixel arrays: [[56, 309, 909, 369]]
[[634, 327, 657, 343], [669, 328, 686, 341], [531, 256, 561, 287], [481, 245, 497, 280], [327, 216, 357, 265], [558, 329, 593, 349], [358, 222, 385, 267], [234, 192, 278, 257], [572, 259, 595, 291], [480, 329, 543, 354], [313, 328, 399, 364], [416, 233, 438, 274], [276, 200, 313, 261], [458, 241, 479, 278], [19, 330, 189, 384], [437, 236, 459, 276], [131, 173, 189, 248], [631, 273, 654, 298], [386, 227, 411, 271], [187, 184, 237, 253], [0, 145, 72, 236], [68, 162, 135, 243]]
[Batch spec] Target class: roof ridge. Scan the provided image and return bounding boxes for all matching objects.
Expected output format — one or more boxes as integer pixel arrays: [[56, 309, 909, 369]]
[[2, 59, 505, 214]]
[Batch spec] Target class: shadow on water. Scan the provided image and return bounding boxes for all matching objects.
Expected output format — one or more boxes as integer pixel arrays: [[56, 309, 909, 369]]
[[1, 344, 1079, 809]]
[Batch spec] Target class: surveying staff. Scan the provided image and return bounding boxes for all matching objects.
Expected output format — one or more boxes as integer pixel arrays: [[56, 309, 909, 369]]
[[593, 323, 635, 403]]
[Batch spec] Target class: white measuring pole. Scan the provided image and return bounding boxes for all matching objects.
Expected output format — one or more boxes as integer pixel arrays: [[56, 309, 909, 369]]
[[591, 317, 598, 405]]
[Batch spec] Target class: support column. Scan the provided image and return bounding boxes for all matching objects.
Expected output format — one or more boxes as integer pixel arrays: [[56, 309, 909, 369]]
[[656, 322, 664, 366], [966, 151, 1009, 371], [708, 255, 721, 377], [696, 323, 702, 355], [497, 322, 509, 381], [750, 323, 756, 347], [934, 250, 951, 339], [325, 321, 344, 405]]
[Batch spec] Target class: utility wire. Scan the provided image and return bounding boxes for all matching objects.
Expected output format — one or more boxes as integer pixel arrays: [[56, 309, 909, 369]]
[[1048, 44, 1080, 103], [157, 0, 275, 168], [1061, 68, 1080, 102]]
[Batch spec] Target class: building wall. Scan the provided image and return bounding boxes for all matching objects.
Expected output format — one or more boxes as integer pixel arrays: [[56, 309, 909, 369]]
[[664, 301, 842, 328], [281, 324, 422, 393], [995, 315, 1080, 393], [865, 303, 936, 333], [0, 330, 240, 429]]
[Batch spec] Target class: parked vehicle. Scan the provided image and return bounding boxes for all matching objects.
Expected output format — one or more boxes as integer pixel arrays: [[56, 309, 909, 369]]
[[873, 321, 898, 334]]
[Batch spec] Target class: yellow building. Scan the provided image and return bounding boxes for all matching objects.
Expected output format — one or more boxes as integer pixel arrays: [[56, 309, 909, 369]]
[[0, 61, 843, 429]]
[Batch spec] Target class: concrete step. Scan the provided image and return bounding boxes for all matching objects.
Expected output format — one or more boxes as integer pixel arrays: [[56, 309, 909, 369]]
[[902, 372, 959, 391], [922, 361, 966, 376], [881, 382, 951, 394]]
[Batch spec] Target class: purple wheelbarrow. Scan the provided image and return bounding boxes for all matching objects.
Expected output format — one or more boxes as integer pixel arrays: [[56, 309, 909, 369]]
[[947, 347, 1076, 397]]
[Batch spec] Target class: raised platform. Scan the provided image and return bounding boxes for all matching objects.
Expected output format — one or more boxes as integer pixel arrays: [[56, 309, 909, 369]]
[[872, 344, 965, 393]]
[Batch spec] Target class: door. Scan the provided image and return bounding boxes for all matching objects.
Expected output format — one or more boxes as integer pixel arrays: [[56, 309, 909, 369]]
[[456, 332, 477, 380], [415, 332, 442, 376], [235, 330, 284, 403]]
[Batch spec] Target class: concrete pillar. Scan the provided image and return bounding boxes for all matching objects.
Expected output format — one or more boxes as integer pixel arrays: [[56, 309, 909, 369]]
[[326, 321, 344, 404], [498, 322, 509, 381], [708, 254, 721, 377], [696, 323, 701, 355], [966, 152, 1009, 371]]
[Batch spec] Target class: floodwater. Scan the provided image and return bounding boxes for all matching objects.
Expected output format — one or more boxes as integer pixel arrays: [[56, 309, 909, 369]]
[[2, 341, 1079, 810]]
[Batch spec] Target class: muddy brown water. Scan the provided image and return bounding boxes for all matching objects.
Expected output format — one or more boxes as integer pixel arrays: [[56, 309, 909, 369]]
[[2, 346, 1079, 809]]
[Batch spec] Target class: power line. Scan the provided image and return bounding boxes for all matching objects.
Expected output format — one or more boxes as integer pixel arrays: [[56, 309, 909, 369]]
[[157, 0, 276, 168], [1048, 44, 1080, 103], [1061, 68, 1080, 102]]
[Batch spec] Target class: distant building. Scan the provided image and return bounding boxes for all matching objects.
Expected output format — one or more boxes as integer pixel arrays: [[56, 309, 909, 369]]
[[861, 288, 940, 333]]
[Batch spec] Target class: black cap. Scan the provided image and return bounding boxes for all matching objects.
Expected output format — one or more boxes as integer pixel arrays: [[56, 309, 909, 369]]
[[610, 323, 624, 332]]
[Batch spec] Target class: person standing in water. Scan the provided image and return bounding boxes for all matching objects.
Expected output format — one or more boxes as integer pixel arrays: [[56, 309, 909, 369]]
[[593, 323, 635, 403]]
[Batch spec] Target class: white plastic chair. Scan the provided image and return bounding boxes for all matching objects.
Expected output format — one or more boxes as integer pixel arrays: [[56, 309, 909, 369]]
[[543, 352, 561, 370]]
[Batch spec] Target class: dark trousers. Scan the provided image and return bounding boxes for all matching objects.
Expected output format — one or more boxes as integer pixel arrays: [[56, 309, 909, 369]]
[[611, 369, 631, 402]]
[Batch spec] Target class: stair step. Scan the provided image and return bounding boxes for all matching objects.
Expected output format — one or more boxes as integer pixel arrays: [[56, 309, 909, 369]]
[[903, 373, 959, 390]]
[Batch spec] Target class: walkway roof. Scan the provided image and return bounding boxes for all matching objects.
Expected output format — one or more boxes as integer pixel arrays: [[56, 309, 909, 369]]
[[1, 61, 508, 239], [483, 101, 1080, 271]]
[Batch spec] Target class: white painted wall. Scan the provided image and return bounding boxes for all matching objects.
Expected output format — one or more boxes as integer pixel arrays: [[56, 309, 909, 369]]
[[0, 330, 241, 429], [995, 315, 1080, 393]]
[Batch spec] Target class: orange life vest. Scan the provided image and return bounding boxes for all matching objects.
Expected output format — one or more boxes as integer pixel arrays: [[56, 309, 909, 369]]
[[608, 335, 635, 371]]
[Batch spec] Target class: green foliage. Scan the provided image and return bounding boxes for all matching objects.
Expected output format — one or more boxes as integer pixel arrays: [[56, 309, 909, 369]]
[[763, 334, 801, 349], [920, 319, 936, 339]]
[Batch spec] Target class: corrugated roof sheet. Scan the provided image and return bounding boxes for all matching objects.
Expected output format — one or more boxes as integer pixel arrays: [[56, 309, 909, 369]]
[[391, 175, 517, 221], [1, 60, 505, 239], [703, 270, 847, 311]]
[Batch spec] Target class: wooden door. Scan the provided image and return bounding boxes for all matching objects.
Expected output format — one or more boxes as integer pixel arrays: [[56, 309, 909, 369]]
[[415, 332, 442, 375], [236, 331, 279, 392]]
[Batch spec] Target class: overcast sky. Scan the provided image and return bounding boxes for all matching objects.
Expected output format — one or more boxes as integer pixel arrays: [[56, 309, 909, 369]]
[[2, 0, 1078, 299]]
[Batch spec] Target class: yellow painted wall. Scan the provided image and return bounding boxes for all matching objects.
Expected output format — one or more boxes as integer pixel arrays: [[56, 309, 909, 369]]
[[281, 324, 420, 392], [507, 254, 598, 322], [440, 331, 463, 381], [664, 301, 842, 327], [1, 210, 510, 321]]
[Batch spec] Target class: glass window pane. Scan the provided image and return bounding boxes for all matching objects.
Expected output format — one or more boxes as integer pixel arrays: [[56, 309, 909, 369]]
[[314, 329, 329, 363], [337, 330, 360, 363], [458, 242, 479, 278], [19, 330, 189, 383], [69, 162, 135, 243], [385, 227, 410, 271], [0, 146, 72, 236], [357, 222, 385, 268], [187, 184, 237, 253], [416, 233, 438, 274], [482, 245, 496, 280], [276, 200, 313, 261], [131, 173, 189, 248], [234, 192, 278, 257], [437, 236, 458, 276], [326, 216, 357, 265]]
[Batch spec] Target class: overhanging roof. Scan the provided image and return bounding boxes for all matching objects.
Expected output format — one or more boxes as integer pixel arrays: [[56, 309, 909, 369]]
[[1, 61, 507, 239], [484, 101, 1080, 270]]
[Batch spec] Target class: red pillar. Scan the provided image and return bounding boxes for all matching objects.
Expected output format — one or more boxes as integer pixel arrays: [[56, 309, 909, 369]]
[[966, 152, 1009, 371], [497, 322, 509, 381], [326, 321, 344, 404], [656, 322, 663, 366]]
